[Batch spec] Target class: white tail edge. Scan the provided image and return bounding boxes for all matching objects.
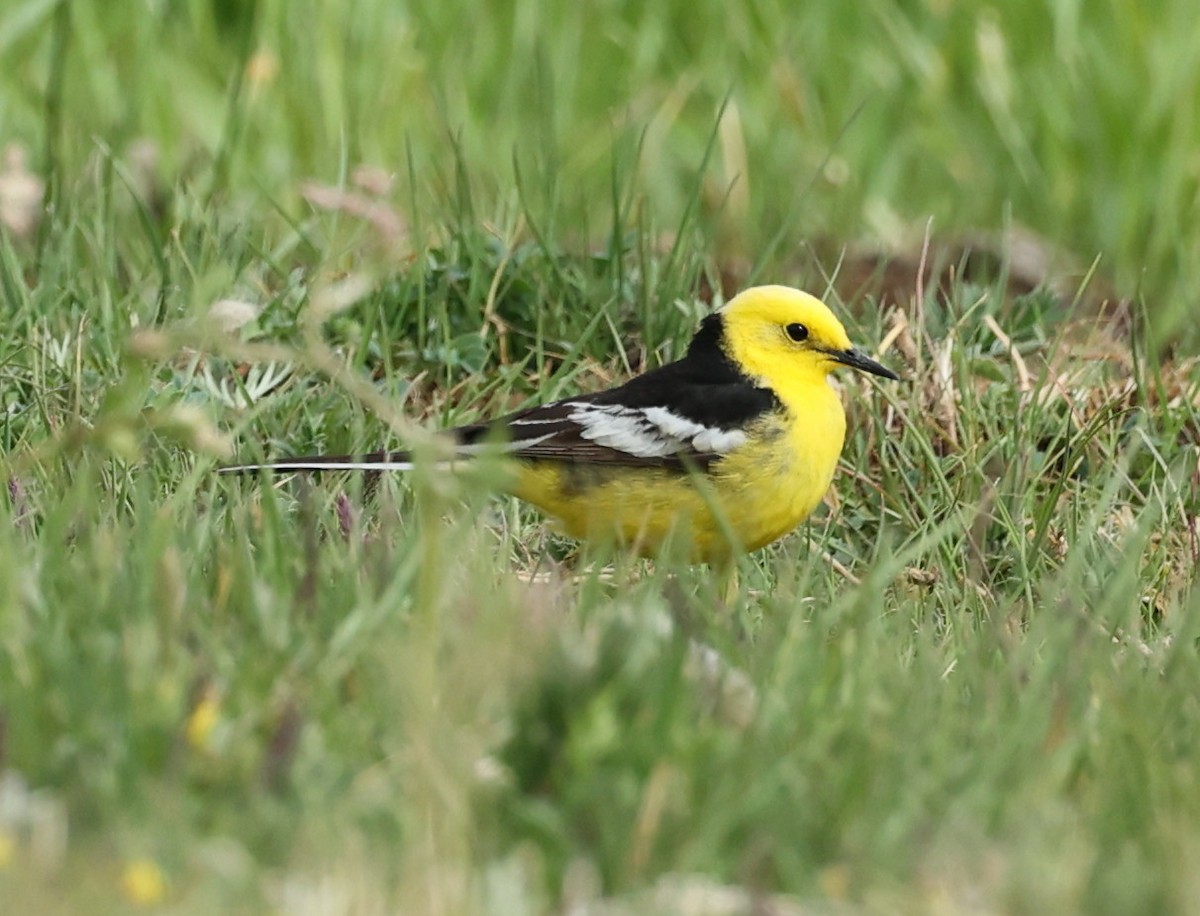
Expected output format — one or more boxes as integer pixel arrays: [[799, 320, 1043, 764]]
[[218, 460, 417, 474]]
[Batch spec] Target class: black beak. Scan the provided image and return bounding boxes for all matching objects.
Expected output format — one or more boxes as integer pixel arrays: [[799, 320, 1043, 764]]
[[831, 347, 899, 380]]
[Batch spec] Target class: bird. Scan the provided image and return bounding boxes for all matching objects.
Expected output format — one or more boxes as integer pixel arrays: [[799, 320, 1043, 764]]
[[220, 285, 898, 562]]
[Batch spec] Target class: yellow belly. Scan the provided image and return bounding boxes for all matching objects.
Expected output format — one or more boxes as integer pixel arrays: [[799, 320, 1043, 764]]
[[509, 406, 846, 562]]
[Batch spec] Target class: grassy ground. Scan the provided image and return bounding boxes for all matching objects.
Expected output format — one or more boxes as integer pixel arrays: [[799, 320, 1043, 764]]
[[2, 1, 1200, 912]]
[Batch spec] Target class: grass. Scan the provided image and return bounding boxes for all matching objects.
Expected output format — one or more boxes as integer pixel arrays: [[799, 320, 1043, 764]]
[[2, 0, 1200, 912]]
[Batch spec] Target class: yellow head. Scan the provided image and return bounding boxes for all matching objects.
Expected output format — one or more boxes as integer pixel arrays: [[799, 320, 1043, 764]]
[[717, 285, 898, 383]]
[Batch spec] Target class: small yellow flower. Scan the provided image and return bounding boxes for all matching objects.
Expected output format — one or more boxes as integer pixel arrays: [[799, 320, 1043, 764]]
[[121, 858, 167, 905], [186, 693, 221, 752], [245, 48, 279, 87], [0, 829, 15, 869]]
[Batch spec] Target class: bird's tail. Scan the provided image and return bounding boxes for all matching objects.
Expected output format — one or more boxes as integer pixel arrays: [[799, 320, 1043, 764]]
[[218, 450, 416, 474]]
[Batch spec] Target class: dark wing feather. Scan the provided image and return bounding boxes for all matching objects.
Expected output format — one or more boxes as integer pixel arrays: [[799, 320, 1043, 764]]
[[456, 400, 693, 468], [458, 355, 780, 470]]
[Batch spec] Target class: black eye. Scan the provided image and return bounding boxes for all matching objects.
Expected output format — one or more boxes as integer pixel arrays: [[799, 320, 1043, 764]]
[[785, 323, 809, 342]]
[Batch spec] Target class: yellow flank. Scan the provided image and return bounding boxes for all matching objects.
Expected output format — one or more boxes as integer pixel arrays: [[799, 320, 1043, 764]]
[[513, 407, 843, 561]]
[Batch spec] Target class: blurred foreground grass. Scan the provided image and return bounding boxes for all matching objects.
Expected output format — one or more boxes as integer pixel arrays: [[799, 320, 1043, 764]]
[[2, 1, 1200, 912]]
